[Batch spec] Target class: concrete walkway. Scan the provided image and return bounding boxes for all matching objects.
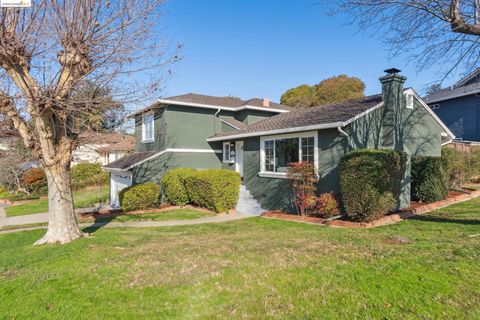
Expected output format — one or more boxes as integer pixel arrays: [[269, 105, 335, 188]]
[[0, 212, 251, 235]]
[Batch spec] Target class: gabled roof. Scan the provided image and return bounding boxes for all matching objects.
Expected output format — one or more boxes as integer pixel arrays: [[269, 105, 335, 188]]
[[208, 89, 455, 142], [103, 150, 161, 171], [455, 68, 480, 87], [207, 95, 383, 141], [128, 93, 291, 118]]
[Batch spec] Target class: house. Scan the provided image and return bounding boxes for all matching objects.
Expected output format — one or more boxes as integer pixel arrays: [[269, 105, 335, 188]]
[[72, 131, 135, 166], [104, 69, 454, 211], [425, 68, 480, 142]]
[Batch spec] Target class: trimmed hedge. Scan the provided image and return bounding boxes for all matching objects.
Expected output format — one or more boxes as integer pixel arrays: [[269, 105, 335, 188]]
[[411, 151, 450, 203], [119, 182, 161, 212], [71, 163, 109, 189], [339, 149, 406, 222], [184, 169, 241, 213], [161, 168, 196, 205]]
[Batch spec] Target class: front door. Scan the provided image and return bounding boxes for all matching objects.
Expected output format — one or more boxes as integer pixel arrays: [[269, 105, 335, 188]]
[[110, 171, 132, 208], [235, 140, 244, 178]]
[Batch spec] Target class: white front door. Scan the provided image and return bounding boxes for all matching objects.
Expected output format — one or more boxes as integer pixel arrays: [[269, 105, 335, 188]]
[[235, 141, 244, 178], [110, 171, 132, 208]]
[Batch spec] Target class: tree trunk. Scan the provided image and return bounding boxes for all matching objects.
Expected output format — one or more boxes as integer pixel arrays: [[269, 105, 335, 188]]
[[34, 164, 86, 245]]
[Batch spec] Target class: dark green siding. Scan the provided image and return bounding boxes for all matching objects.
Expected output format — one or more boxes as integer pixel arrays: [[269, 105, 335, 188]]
[[235, 109, 279, 125]]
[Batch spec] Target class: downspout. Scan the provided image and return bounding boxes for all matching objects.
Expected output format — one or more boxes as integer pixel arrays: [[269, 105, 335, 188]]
[[338, 126, 351, 149]]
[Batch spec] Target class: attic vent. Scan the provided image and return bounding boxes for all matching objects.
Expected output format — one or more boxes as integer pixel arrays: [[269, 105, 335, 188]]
[[405, 93, 414, 109]]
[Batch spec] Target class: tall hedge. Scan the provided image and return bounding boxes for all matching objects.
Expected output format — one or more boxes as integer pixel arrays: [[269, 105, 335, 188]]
[[411, 151, 450, 203], [184, 169, 241, 213], [119, 182, 161, 212], [161, 168, 196, 205], [71, 163, 109, 189], [339, 149, 407, 222]]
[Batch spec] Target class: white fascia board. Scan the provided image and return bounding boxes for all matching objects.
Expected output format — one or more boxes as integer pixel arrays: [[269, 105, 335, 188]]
[[405, 88, 456, 139], [102, 148, 222, 172], [206, 122, 345, 142], [343, 102, 384, 126]]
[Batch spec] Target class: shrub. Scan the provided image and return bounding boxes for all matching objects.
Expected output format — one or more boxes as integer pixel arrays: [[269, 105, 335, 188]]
[[184, 169, 240, 213], [314, 192, 340, 218], [161, 168, 196, 205], [71, 163, 109, 189], [22, 168, 48, 195], [442, 147, 467, 189], [119, 182, 161, 212], [339, 149, 406, 222], [411, 153, 449, 203], [287, 162, 318, 216]]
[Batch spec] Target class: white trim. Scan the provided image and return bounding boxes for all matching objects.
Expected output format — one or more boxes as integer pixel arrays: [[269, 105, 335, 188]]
[[207, 122, 344, 142], [405, 92, 414, 109], [343, 102, 384, 126], [404, 88, 456, 139], [259, 131, 318, 178], [258, 172, 289, 179], [222, 142, 233, 163], [103, 148, 222, 171], [128, 99, 290, 118], [141, 111, 155, 143]]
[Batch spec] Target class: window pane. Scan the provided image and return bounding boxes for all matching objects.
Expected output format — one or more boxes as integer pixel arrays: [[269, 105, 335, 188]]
[[265, 140, 274, 172], [301, 137, 314, 163], [275, 138, 299, 172], [144, 114, 153, 140], [223, 143, 230, 162]]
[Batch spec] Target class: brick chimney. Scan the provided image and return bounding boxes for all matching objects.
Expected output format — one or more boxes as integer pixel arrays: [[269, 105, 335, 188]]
[[379, 68, 406, 150], [262, 98, 270, 107]]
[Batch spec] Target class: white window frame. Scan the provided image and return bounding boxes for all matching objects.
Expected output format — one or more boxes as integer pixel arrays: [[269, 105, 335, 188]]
[[223, 142, 233, 163], [141, 112, 155, 143], [430, 104, 440, 110], [259, 131, 318, 179], [405, 92, 414, 109]]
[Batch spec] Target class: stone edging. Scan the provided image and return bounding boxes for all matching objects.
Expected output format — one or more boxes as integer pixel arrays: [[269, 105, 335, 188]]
[[263, 189, 480, 229]]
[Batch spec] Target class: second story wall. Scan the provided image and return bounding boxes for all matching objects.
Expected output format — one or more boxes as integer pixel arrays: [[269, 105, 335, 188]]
[[134, 108, 166, 152], [430, 95, 480, 141]]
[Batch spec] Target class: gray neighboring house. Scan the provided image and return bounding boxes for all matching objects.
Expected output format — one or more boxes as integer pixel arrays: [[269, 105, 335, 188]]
[[425, 68, 480, 142], [104, 69, 454, 212]]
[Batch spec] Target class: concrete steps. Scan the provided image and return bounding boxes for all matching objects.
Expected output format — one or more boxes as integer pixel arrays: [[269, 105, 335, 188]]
[[236, 185, 266, 216]]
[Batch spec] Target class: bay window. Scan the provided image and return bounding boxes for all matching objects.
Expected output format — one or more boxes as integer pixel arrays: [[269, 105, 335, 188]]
[[260, 132, 317, 176]]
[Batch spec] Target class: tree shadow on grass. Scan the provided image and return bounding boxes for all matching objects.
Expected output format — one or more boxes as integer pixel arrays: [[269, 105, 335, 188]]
[[408, 215, 480, 225], [82, 215, 117, 234]]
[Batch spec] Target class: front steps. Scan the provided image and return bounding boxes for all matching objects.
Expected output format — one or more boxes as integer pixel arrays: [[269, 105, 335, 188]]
[[236, 185, 266, 216]]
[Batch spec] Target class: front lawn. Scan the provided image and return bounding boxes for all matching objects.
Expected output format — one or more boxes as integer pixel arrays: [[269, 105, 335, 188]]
[[95, 208, 214, 223], [5, 186, 109, 217], [1, 199, 480, 319]]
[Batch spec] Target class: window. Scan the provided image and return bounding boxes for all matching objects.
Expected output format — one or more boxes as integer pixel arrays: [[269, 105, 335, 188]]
[[142, 113, 154, 142], [406, 93, 414, 109], [260, 132, 317, 175], [223, 142, 232, 163], [430, 104, 440, 110]]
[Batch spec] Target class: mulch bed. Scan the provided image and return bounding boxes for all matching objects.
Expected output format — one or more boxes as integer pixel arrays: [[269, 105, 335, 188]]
[[262, 189, 480, 229]]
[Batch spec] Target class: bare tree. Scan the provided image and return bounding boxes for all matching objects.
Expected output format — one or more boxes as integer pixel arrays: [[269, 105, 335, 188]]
[[333, 0, 480, 81], [0, 1, 177, 244]]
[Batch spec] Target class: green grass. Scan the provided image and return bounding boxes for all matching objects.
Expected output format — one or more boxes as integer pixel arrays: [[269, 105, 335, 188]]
[[1, 199, 480, 319], [95, 208, 214, 223], [5, 186, 109, 217]]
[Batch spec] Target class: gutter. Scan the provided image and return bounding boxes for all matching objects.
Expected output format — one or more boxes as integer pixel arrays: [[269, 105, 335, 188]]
[[337, 126, 349, 137]]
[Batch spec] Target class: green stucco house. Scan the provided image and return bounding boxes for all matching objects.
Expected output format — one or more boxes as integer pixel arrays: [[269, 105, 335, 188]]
[[104, 69, 454, 213]]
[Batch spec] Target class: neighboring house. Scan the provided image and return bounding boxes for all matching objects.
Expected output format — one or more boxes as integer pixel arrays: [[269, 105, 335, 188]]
[[104, 70, 454, 212], [425, 68, 480, 142], [72, 131, 134, 166]]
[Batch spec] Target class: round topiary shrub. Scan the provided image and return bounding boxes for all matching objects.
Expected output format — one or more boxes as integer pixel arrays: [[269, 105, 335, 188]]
[[339, 149, 406, 222], [161, 168, 196, 206], [119, 182, 161, 212]]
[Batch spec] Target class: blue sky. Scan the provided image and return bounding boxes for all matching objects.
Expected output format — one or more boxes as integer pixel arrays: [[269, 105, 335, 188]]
[[159, 0, 460, 101]]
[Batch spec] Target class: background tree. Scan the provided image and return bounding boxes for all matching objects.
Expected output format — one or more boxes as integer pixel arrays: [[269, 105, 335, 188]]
[[332, 0, 480, 81], [0, 1, 178, 245], [426, 83, 443, 95], [280, 75, 365, 108]]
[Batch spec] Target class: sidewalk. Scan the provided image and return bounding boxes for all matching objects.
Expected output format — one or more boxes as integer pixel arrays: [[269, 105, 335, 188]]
[[0, 211, 250, 235]]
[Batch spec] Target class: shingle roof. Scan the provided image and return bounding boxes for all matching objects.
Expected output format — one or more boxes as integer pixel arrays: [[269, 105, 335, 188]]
[[78, 131, 134, 145], [207, 95, 383, 140], [424, 81, 480, 104], [103, 151, 160, 170], [220, 117, 247, 130], [129, 93, 292, 118], [97, 135, 135, 152]]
